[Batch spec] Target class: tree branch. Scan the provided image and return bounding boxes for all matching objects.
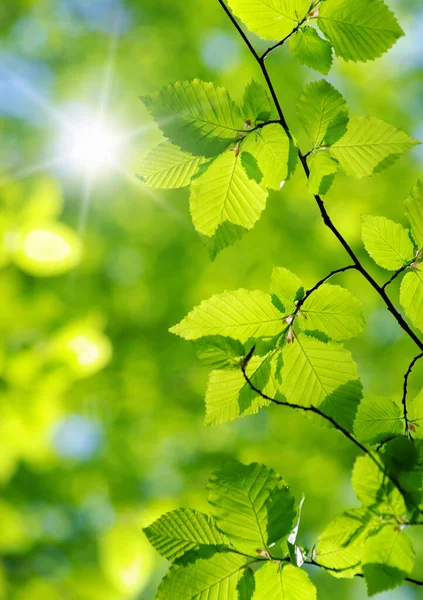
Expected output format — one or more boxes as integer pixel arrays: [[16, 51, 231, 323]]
[[402, 352, 423, 437], [216, 0, 423, 355]]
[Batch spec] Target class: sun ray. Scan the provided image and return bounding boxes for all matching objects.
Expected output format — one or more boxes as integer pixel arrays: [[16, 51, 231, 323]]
[[0, 66, 70, 130], [114, 166, 189, 226], [0, 155, 71, 186], [75, 12, 121, 240], [97, 16, 121, 124], [77, 170, 97, 239], [117, 122, 160, 144]]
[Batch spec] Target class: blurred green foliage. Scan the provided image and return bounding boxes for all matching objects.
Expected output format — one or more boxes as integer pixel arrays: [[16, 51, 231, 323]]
[[0, 0, 423, 598]]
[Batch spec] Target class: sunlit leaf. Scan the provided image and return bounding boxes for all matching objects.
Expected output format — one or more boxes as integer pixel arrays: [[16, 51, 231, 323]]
[[170, 289, 284, 342], [243, 80, 272, 124], [307, 151, 339, 195], [301, 283, 365, 341], [330, 117, 419, 178], [270, 267, 303, 316], [253, 562, 316, 600], [144, 509, 229, 561], [139, 142, 206, 189], [354, 396, 404, 445], [352, 455, 406, 519], [296, 80, 349, 147], [227, 0, 311, 41], [362, 526, 414, 596], [204, 352, 277, 426], [281, 333, 361, 431], [289, 27, 333, 75], [242, 124, 290, 190], [361, 215, 414, 271], [400, 267, 423, 332], [193, 336, 245, 369], [318, 0, 404, 63], [190, 150, 268, 237], [141, 80, 244, 157], [315, 509, 378, 579], [156, 550, 249, 600], [408, 387, 423, 438], [208, 461, 296, 555], [405, 179, 423, 250]]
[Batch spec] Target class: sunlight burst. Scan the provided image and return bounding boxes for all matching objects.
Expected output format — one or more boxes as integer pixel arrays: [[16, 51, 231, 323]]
[[57, 113, 123, 176]]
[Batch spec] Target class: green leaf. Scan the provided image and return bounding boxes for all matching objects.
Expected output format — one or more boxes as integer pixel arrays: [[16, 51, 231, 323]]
[[296, 80, 349, 147], [241, 151, 263, 184], [400, 267, 423, 332], [170, 289, 284, 342], [405, 179, 423, 250], [300, 283, 365, 341], [203, 222, 249, 260], [354, 397, 405, 445], [238, 568, 255, 600], [243, 80, 272, 124], [307, 151, 339, 195], [193, 336, 245, 369], [381, 438, 423, 509], [408, 387, 423, 438], [190, 150, 268, 237], [227, 0, 311, 41], [329, 117, 419, 178], [289, 26, 333, 75], [252, 563, 316, 600], [362, 215, 414, 271], [315, 509, 378, 579], [144, 509, 229, 561], [156, 549, 250, 600], [242, 125, 290, 190], [141, 80, 244, 158], [138, 141, 206, 189], [352, 455, 406, 519], [362, 526, 414, 596], [208, 461, 296, 555], [204, 352, 277, 426], [281, 333, 361, 431], [317, 0, 404, 63], [270, 267, 303, 316]]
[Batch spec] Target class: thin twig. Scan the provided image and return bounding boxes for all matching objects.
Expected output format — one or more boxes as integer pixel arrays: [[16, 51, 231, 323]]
[[402, 352, 423, 437], [307, 559, 423, 587], [295, 265, 356, 314], [382, 264, 410, 290], [233, 547, 423, 586], [260, 28, 299, 61]]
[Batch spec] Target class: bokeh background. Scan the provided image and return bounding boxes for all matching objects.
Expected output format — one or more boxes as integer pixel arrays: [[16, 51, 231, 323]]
[[0, 0, 423, 598]]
